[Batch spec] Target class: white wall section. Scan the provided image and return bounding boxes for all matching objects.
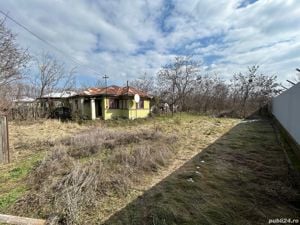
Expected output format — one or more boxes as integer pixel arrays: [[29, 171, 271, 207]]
[[272, 83, 300, 145]]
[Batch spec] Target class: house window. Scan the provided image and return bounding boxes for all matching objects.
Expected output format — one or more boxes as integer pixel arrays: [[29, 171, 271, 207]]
[[109, 99, 119, 109], [138, 100, 144, 109]]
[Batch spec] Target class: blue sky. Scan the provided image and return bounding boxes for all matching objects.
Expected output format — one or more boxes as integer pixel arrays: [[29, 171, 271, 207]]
[[0, 0, 300, 86]]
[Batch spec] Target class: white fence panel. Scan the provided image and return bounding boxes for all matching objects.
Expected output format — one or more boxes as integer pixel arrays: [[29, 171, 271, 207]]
[[272, 83, 300, 145]]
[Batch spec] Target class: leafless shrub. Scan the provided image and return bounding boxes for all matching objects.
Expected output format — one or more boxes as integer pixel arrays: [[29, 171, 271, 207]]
[[139, 129, 163, 140], [133, 145, 172, 171], [68, 145, 99, 158], [13, 147, 74, 217], [13, 127, 177, 225], [216, 110, 240, 118], [29, 147, 74, 189], [111, 143, 173, 173], [48, 159, 133, 224], [62, 128, 166, 158], [114, 133, 140, 145], [53, 161, 104, 224], [105, 168, 133, 195]]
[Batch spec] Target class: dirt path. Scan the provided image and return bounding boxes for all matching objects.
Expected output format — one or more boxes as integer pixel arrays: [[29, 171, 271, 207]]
[[103, 119, 300, 225]]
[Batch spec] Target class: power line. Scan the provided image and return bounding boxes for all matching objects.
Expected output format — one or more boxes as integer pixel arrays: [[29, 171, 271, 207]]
[[0, 9, 102, 76]]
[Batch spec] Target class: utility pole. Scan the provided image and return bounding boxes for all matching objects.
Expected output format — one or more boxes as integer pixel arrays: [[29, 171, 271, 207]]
[[172, 74, 178, 117], [172, 80, 175, 117], [103, 75, 109, 93], [103, 75, 109, 108]]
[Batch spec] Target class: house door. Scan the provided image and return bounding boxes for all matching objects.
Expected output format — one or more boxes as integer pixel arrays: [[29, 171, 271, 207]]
[[95, 99, 102, 118]]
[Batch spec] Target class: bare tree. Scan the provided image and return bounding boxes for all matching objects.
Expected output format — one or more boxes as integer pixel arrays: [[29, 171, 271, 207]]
[[130, 73, 154, 93], [232, 65, 279, 117], [33, 52, 76, 98], [0, 18, 30, 112], [184, 73, 231, 114], [78, 77, 105, 90], [232, 66, 258, 117], [0, 19, 29, 87], [157, 56, 199, 113], [156, 60, 279, 118]]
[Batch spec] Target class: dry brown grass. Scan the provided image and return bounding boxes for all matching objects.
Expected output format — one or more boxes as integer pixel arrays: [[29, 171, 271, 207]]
[[9, 119, 85, 162], [61, 128, 171, 158], [111, 144, 174, 173], [102, 120, 300, 225], [1, 114, 239, 224], [29, 147, 74, 189], [0, 119, 86, 214], [11, 127, 177, 224]]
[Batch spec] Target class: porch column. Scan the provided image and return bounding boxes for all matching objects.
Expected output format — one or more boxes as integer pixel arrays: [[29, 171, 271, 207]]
[[80, 98, 85, 115], [91, 98, 96, 120]]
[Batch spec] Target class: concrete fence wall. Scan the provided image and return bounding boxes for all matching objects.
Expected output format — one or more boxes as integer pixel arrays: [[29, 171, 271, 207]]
[[272, 82, 300, 145]]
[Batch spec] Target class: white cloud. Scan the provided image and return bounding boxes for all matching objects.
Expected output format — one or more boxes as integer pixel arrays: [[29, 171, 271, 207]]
[[0, 0, 299, 86]]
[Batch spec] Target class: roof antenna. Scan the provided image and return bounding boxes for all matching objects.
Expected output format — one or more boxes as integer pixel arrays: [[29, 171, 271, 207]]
[[103, 74, 109, 98], [127, 80, 129, 95]]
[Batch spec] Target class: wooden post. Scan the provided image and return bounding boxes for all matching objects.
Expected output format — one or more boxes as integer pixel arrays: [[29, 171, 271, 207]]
[[0, 214, 45, 225], [0, 116, 10, 164]]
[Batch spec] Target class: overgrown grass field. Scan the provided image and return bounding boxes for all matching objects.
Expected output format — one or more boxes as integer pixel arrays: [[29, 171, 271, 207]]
[[0, 114, 238, 224], [104, 120, 300, 225]]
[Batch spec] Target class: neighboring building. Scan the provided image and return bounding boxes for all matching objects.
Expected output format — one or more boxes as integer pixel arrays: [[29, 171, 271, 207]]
[[12, 97, 36, 107], [37, 91, 77, 110], [10, 97, 36, 120], [69, 85, 152, 120]]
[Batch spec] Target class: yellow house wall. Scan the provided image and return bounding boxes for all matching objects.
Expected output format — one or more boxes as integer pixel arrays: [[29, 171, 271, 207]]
[[102, 98, 127, 120], [102, 97, 150, 120], [127, 99, 150, 119]]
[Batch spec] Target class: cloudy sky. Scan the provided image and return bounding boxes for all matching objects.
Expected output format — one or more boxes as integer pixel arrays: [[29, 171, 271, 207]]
[[0, 0, 300, 86]]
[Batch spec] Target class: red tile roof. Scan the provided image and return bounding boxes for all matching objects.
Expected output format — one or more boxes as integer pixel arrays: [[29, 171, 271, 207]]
[[80, 85, 152, 98]]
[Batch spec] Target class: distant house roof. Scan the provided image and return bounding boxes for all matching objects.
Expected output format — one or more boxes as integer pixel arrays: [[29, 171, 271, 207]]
[[40, 91, 77, 99], [13, 97, 35, 103], [80, 85, 152, 98]]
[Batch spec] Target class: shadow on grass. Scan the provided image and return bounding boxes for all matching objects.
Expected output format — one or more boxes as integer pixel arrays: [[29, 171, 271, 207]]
[[102, 119, 300, 225]]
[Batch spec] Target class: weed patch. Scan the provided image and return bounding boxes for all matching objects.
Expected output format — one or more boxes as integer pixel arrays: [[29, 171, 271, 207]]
[[10, 127, 177, 224], [1, 114, 239, 224], [0, 187, 27, 211]]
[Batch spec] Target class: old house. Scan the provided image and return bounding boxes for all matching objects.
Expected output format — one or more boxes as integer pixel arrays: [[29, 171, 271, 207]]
[[69, 85, 152, 120], [37, 91, 77, 111], [12, 97, 36, 107], [10, 97, 36, 120]]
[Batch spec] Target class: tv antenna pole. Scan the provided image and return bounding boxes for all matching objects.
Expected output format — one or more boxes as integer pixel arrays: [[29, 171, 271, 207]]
[[103, 75, 109, 107]]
